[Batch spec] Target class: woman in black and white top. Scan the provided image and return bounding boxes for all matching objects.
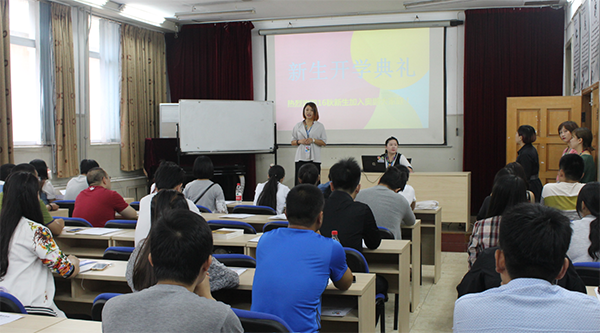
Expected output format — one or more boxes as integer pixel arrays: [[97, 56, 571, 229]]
[[183, 156, 225, 213], [291, 102, 327, 185]]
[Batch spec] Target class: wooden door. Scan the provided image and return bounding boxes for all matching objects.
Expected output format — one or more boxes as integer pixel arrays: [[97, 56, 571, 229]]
[[507, 96, 582, 185]]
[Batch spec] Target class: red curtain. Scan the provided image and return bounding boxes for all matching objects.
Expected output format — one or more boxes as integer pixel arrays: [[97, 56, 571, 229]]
[[165, 22, 254, 101], [463, 7, 564, 215]]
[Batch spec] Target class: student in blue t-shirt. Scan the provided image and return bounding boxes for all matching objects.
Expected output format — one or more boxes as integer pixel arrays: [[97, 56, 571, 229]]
[[251, 184, 353, 333]]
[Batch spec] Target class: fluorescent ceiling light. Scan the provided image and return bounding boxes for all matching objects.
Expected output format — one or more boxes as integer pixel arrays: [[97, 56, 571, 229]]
[[404, 0, 472, 9], [175, 8, 255, 20], [120, 5, 166, 26], [71, 0, 108, 9]]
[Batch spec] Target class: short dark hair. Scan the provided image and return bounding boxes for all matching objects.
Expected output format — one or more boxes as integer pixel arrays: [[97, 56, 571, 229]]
[[154, 161, 185, 190], [486, 175, 528, 218], [302, 102, 319, 121], [572, 127, 594, 151], [0, 164, 15, 181], [379, 166, 407, 191], [395, 164, 410, 182], [285, 184, 324, 227], [192, 156, 214, 179], [517, 125, 537, 144], [80, 159, 99, 174], [150, 210, 212, 285], [86, 167, 108, 186], [298, 163, 319, 185], [11, 163, 36, 175], [559, 154, 585, 181], [499, 203, 571, 282], [29, 159, 49, 180], [558, 121, 578, 134], [329, 158, 361, 192], [576, 182, 600, 260]]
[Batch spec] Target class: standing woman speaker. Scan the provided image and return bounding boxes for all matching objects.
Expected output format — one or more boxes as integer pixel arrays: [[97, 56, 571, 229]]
[[291, 102, 327, 185]]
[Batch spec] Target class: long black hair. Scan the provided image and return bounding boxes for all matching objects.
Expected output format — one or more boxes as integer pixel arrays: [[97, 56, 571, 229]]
[[486, 174, 528, 218], [1, 172, 43, 278], [257, 165, 285, 211], [576, 182, 600, 260], [132, 190, 189, 291]]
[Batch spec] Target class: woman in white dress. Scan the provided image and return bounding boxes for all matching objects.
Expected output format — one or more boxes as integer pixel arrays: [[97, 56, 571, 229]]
[[253, 165, 290, 214], [291, 102, 327, 185]]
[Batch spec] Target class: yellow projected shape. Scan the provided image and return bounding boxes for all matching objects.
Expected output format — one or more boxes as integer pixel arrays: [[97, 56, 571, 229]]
[[365, 90, 423, 129], [351, 28, 429, 90]]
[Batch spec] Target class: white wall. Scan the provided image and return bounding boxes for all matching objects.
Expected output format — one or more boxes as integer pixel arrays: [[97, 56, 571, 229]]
[[251, 11, 466, 187]]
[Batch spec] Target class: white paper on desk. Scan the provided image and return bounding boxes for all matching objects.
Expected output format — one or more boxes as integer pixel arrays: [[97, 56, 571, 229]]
[[321, 306, 352, 317], [414, 200, 439, 210], [248, 235, 261, 242], [225, 201, 236, 205], [268, 214, 287, 220], [0, 312, 23, 325], [218, 214, 255, 219], [75, 228, 121, 235], [79, 260, 97, 273], [228, 267, 248, 276]]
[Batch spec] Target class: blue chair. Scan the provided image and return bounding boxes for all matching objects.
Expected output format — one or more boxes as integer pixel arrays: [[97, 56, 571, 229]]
[[196, 205, 212, 213], [91, 293, 122, 321], [103, 246, 134, 261], [0, 292, 27, 314], [53, 200, 76, 217], [129, 201, 140, 210], [378, 227, 395, 240], [232, 308, 292, 333], [104, 219, 137, 229], [344, 247, 387, 333], [60, 217, 93, 227], [213, 254, 256, 268], [207, 220, 257, 234], [263, 221, 288, 233], [573, 262, 600, 286], [232, 205, 277, 215]]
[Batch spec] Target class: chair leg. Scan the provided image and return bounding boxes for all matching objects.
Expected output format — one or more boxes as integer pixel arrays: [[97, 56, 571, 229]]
[[393, 293, 399, 331], [376, 300, 385, 333]]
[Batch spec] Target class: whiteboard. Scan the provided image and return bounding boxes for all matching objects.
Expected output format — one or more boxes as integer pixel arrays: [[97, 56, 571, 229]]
[[179, 100, 275, 154]]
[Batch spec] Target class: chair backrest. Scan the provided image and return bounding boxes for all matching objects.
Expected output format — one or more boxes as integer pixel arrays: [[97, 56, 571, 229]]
[[61, 217, 93, 227], [232, 308, 292, 333], [573, 262, 600, 286], [0, 292, 27, 314], [263, 221, 288, 233], [207, 220, 257, 234], [378, 227, 395, 240], [232, 205, 277, 215], [104, 219, 137, 229], [92, 293, 122, 321], [103, 246, 134, 261], [213, 254, 257, 268], [53, 200, 76, 217], [196, 205, 212, 213], [344, 247, 369, 273], [129, 201, 140, 211]]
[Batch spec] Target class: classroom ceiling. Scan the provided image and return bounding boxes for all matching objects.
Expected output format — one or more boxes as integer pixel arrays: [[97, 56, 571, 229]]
[[110, 0, 568, 24]]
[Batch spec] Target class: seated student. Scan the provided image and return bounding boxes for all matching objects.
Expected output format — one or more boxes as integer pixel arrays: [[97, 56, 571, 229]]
[[541, 154, 585, 221], [467, 174, 528, 268], [0, 164, 64, 235], [127, 190, 238, 293], [64, 159, 99, 200], [453, 203, 600, 332], [0, 172, 79, 317], [72, 167, 137, 227], [355, 166, 415, 239], [102, 210, 243, 333], [0, 163, 15, 192], [396, 165, 416, 210], [569, 127, 597, 183], [183, 156, 225, 213], [297, 163, 320, 185], [135, 161, 200, 246], [253, 165, 290, 214], [321, 158, 381, 252], [252, 184, 353, 332], [30, 159, 56, 204], [567, 182, 600, 262]]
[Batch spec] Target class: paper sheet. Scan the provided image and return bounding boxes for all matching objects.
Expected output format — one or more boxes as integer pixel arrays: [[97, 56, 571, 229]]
[[217, 214, 255, 219], [229, 267, 248, 276], [268, 214, 287, 220], [321, 306, 353, 317], [75, 228, 121, 235], [0, 312, 23, 326], [248, 235, 261, 242], [79, 260, 97, 273]]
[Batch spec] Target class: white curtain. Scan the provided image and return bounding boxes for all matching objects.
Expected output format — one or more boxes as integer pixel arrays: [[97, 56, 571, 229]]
[[98, 18, 120, 142]]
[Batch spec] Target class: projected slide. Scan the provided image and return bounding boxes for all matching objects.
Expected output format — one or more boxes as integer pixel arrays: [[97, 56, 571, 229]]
[[268, 27, 445, 145]]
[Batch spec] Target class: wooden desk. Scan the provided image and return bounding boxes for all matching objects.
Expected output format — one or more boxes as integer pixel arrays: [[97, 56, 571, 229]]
[[587, 286, 599, 299], [52, 208, 70, 218], [203, 212, 286, 233], [399, 220, 421, 312], [413, 207, 442, 283], [54, 260, 129, 304], [0, 313, 101, 333], [54, 228, 128, 258]]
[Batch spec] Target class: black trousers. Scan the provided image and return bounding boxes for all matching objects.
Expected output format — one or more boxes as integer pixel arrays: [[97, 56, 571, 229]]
[[295, 161, 321, 186]]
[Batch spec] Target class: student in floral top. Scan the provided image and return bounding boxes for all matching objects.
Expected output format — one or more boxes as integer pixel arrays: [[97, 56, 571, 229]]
[[0, 172, 80, 317]]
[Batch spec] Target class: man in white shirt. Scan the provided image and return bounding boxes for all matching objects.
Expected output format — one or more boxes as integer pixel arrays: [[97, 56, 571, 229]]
[[396, 165, 416, 210], [64, 159, 99, 200], [541, 154, 585, 221], [134, 161, 200, 245]]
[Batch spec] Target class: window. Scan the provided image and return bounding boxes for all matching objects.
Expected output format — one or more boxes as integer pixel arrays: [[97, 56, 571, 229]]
[[88, 16, 120, 143], [9, 0, 41, 145]]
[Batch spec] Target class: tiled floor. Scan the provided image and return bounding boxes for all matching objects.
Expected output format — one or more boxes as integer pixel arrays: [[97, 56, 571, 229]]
[[381, 252, 469, 332]]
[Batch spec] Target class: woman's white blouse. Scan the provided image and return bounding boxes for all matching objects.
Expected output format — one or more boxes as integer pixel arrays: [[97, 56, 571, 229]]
[[291, 121, 327, 163], [253, 182, 291, 215]]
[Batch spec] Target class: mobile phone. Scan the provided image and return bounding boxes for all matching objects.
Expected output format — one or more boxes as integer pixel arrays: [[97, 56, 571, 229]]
[[91, 263, 110, 271]]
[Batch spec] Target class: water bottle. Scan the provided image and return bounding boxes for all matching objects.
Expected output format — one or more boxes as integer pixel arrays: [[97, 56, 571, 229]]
[[235, 183, 243, 203], [331, 230, 340, 242]]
